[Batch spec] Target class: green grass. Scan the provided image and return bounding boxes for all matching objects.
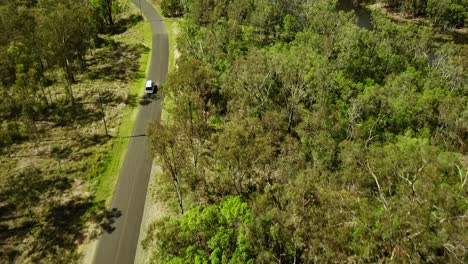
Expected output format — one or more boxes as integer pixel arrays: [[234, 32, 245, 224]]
[[94, 20, 152, 205], [160, 16, 180, 124], [165, 17, 181, 72]]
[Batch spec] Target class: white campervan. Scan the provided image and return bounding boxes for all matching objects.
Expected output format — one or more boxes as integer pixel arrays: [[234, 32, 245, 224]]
[[145, 80, 157, 94]]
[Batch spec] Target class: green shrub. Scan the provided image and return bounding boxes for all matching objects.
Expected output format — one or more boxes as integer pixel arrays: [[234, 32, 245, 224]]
[[161, 0, 184, 17], [401, 0, 427, 16], [0, 121, 28, 146], [427, 0, 467, 27], [447, 3, 467, 27]]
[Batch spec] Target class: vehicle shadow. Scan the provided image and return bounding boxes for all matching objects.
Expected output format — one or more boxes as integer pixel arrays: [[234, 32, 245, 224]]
[[139, 93, 160, 105]]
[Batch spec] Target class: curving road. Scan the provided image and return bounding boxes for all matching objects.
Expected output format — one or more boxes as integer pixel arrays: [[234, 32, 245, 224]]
[[92, 1, 168, 264]]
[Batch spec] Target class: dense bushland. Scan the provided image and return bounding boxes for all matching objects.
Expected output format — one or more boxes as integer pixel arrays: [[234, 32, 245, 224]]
[[146, 0, 467, 263], [0, 0, 123, 146]]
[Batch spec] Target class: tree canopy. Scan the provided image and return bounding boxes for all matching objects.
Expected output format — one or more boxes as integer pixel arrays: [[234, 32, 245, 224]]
[[147, 0, 467, 262]]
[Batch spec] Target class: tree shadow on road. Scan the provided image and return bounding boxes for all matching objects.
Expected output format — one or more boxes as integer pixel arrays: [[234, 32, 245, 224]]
[[96, 207, 122, 234]]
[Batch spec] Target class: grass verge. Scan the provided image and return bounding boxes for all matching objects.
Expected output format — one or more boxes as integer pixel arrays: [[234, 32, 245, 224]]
[[161, 17, 180, 123], [165, 17, 181, 72]]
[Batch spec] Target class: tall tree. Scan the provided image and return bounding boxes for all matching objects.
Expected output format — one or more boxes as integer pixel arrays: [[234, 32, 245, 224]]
[[143, 196, 254, 263], [91, 0, 121, 30], [147, 122, 188, 214], [37, 0, 94, 103]]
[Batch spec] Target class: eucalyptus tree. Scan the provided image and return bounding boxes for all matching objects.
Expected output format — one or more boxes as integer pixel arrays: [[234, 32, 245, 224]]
[[147, 122, 188, 214], [143, 196, 254, 263], [91, 0, 122, 32], [0, 0, 50, 136], [37, 0, 94, 103]]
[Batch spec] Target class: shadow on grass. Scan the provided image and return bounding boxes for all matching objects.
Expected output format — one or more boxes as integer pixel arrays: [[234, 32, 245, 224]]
[[0, 167, 122, 262], [119, 134, 146, 139], [109, 14, 143, 35], [451, 30, 468, 45], [77, 134, 112, 149], [96, 90, 141, 108], [45, 102, 102, 127], [125, 93, 139, 107], [86, 42, 148, 82]]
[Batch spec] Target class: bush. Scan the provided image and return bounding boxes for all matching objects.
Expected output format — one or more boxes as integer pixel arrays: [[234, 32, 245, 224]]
[[446, 3, 467, 27], [160, 0, 184, 17], [382, 0, 427, 15], [0, 121, 28, 146], [401, 0, 427, 16], [427, 0, 467, 28]]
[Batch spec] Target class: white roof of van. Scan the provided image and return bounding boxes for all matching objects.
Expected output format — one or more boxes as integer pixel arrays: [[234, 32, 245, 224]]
[[145, 80, 153, 87]]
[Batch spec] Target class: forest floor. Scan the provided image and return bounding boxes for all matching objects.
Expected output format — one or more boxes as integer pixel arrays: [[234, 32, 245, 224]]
[[0, 1, 152, 263]]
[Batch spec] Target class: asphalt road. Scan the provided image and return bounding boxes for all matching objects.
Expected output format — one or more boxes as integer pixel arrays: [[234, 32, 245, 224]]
[[92, 1, 168, 264]]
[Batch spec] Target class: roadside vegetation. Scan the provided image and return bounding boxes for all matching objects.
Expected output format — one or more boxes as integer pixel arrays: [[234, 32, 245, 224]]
[[144, 0, 467, 263], [0, 0, 150, 262]]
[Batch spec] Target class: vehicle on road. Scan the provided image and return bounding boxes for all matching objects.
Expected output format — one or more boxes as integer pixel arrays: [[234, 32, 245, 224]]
[[145, 80, 157, 94]]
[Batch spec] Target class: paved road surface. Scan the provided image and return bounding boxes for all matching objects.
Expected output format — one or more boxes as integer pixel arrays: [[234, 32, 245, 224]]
[[92, 1, 168, 263]]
